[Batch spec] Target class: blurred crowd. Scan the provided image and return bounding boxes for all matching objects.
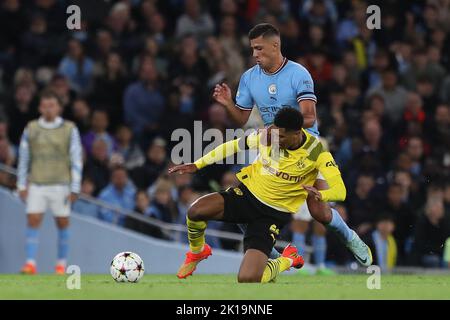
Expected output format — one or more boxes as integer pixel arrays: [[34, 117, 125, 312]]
[[0, 0, 450, 268]]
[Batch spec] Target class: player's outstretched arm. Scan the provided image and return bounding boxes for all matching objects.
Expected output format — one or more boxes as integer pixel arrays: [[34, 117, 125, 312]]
[[169, 138, 244, 175], [213, 83, 251, 127]]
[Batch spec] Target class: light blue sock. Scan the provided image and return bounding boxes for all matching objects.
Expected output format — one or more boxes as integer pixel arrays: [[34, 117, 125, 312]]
[[327, 208, 354, 243], [25, 227, 39, 263], [57, 228, 69, 263], [312, 235, 326, 267], [292, 232, 306, 256], [269, 247, 281, 259]]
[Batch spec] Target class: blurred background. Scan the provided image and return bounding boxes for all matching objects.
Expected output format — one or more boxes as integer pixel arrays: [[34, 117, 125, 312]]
[[0, 0, 449, 273]]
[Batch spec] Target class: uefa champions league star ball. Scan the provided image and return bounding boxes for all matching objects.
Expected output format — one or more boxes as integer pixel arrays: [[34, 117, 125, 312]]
[[110, 252, 145, 283]]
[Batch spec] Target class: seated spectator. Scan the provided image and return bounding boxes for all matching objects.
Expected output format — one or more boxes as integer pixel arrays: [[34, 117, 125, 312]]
[[6, 83, 38, 146], [147, 178, 178, 224], [130, 137, 168, 189], [363, 214, 398, 272], [90, 52, 128, 130], [72, 176, 98, 219], [83, 139, 111, 195], [123, 56, 165, 148], [346, 173, 377, 236], [58, 38, 94, 95], [380, 182, 415, 264], [82, 109, 116, 157], [412, 198, 450, 268], [98, 166, 136, 226], [67, 98, 91, 135], [175, 0, 215, 40], [124, 190, 165, 239], [113, 125, 145, 170]]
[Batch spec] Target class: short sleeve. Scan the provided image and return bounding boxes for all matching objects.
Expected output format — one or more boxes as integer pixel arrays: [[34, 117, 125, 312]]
[[235, 72, 253, 110], [293, 67, 317, 103]]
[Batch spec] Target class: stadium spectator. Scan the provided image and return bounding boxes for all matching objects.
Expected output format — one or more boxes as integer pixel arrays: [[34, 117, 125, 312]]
[[175, 0, 215, 41], [412, 197, 450, 268], [124, 190, 165, 239], [83, 139, 111, 195], [363, 214, 398, 272], [114, 125, 145, 170], [58, 38, 95, 95], [367, 68, 408, 124], [123, 56, 165, 148], [380, 182, 415, 265], [6, 84, 38, 146], [147, 178, 177, 224], [346, 173, 377, 236], [72, 176, 98, 219], [90, 52, 129, 130], [130, 137, 168, 190], [98, 166, 136, 226], [67, 98, 91, 135], [82, 109, 116, 157]]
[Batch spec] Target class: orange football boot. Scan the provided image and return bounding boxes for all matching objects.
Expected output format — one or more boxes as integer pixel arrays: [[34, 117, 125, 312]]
[[20, 262, 37, 275], [177, 244, 212, 279], [55, 264, 66, 275], [282, 244, 304, 269]]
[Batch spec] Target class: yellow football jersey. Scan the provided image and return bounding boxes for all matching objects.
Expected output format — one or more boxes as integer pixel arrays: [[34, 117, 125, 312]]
[[235, 129, 341, 213]]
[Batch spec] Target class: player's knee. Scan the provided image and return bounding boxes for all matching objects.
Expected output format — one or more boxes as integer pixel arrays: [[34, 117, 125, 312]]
[[237, 273, 261, 283], [27, 215, 41, 228], [187, 203, 203, 221]]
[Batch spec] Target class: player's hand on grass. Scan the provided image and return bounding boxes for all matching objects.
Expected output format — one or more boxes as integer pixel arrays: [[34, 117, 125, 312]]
[[303, 185, 322, 201], [213, 83, 233, 107], [19, 189, 28, 202], [168, 163, 198, 175]]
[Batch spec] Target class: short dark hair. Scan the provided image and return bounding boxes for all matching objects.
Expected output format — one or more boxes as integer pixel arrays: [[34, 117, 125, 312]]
[[40, 89, 62, 106], [248, 23, 280, 40], [274, 107, 304, 131]]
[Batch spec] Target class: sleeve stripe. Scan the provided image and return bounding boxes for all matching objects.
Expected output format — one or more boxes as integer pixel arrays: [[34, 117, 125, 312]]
[[297, 97, 317, 103], [235, 104, 253, 110], [296, 91, 316, 98]]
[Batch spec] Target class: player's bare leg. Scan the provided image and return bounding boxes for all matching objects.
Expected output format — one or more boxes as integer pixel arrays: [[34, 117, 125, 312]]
[[177, 193, 224, 279], [238, 246, 304, 283], [21, 213, 44, 274], [55, 217, 70, 274], [238, 249, 268, 283], [307, 181, 373, 267]]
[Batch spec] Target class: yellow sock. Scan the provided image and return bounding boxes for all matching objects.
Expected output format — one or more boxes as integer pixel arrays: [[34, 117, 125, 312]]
[[187, 216, 207, 253], [261, 257, 292, 283]]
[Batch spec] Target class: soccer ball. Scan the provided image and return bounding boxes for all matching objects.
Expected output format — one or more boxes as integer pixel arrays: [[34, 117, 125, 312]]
[[110, 251, 145, 283]]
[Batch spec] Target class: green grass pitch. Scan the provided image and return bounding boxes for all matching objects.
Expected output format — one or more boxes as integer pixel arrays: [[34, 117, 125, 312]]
[[0, 274, 449, 299]]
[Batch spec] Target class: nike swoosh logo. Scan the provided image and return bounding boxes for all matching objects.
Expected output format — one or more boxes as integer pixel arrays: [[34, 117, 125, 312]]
[[357, 256, 368, 264]]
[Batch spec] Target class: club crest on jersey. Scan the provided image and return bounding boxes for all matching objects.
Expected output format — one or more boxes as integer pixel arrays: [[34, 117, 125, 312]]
[[268, 84, 277, 94], [296, 159, 305, 169]]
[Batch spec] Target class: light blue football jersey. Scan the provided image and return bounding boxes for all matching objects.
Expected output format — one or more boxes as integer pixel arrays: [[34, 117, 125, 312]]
[[235, 58, 319, 136]]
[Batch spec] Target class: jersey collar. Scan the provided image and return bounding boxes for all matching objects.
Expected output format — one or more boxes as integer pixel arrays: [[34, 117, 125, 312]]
[[261, 57, 288, 76]]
